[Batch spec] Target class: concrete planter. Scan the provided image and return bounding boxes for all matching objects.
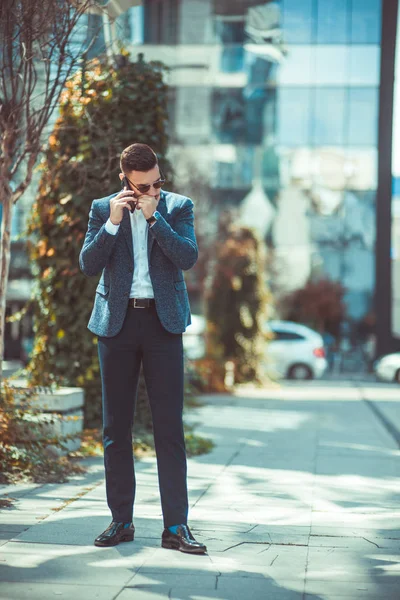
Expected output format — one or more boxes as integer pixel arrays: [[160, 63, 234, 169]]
[[3, 361, 24, 378], [7, 379, 84, 453]]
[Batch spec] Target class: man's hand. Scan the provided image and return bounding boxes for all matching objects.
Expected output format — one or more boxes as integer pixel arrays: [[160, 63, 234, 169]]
[[136, 194, 159, 220], [110, 188, 137, 225]]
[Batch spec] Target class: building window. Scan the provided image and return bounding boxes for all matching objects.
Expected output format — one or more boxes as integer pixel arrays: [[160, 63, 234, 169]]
[[213, 146, 255, 191], [315, 46, 348, 86], [128, 5, 144, 45], [313, 88, 346, 146], [215, 161, 235, 188], [213, 89, 246, 143], [215, 18, 245, 72], [347, 88, 378, 146], [282, 0, 315, 44], [143, 0, 178, 44], [351, 0, 381, 44], [213, 87, 274, 145], [278, 87, 312, 146], [316, 0, 348, 44], [215, 18, 245, 44]]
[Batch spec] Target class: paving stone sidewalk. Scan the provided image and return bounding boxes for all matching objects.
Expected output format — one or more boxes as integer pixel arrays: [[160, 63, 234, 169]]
[[0, 381, 399, 600]]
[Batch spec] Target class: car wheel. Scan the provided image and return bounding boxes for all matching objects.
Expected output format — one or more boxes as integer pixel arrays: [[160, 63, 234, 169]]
[[288, 364, 313, 380], [395, 369, 400, 384]]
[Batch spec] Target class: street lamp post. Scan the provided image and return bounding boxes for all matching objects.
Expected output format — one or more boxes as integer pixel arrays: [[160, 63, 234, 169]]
[[376, 0, 399, 358]]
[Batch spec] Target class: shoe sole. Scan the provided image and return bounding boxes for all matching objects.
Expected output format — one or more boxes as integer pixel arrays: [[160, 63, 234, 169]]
[[94, 533, 134, 547], [161, 540, 207, 554]]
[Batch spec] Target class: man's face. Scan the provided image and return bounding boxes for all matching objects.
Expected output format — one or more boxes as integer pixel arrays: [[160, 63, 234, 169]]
[[119, 165, 162, 201]]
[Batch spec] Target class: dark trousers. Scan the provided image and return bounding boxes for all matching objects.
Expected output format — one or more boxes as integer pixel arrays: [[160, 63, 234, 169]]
[[97, 304, 188, 527]]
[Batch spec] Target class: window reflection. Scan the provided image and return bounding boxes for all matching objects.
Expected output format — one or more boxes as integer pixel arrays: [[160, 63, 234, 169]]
[[316, 0, 348, 44], [214, 146, 254, 190], [315, 46, 348, 85], [313, 88, 346, 146], [245, 52, 275, 87], [278, 88, 311, 146], [216, 19, 245, 73], [213, 89, 246, 143], [278, 46, 313, 85], [175, 87, 211, 141], [349, 46, 380, 86], [282, 0, 314, 44], [215, 19, 245, 44], [215, 161, 235, 189], [143, 0, 178, 44], [245, 88, 268, 145], [351, 0, 381, 44], [213, 88, 274, 145], [245, 1, 282, 44], [347, 88, 378, 146], [278, 148, 377, 196]]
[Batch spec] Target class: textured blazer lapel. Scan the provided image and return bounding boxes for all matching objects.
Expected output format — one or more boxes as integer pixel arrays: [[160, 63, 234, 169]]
[[120, 209, 133, 262], [148, 191, 167, 261]]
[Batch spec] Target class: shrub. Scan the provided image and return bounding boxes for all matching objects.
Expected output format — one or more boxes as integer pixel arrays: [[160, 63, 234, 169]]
[[205, 222, 272, 384], [0, 381, 85, 484], [282, 278, 346, 336]]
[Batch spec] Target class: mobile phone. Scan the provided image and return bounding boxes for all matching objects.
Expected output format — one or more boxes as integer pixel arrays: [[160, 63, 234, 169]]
[[121, 176, 137, 213]]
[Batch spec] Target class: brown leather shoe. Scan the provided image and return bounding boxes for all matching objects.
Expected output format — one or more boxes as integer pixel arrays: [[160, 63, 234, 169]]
[[161, 525, 207, 554], [94, 521, 134, 547]]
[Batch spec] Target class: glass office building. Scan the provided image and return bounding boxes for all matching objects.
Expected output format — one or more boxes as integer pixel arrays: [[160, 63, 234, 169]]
[[126, 0, 382, 324], [5, 0, 386, 361]]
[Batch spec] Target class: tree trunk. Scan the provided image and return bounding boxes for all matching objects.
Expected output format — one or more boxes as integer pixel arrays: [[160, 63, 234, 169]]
[[0, 191, 14, 383]]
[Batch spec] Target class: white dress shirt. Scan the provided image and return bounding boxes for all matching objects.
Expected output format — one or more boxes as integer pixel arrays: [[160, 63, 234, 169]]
[[105, 210, 154, 298]]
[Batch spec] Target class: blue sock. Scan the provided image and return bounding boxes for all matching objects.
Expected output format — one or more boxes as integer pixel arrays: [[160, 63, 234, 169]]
[[168, 525, 180, 534], [123, 522, 132, 528]]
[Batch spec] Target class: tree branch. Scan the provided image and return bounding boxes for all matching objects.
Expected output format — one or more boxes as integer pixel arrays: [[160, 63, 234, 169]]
[[1, 0, 93, 183]]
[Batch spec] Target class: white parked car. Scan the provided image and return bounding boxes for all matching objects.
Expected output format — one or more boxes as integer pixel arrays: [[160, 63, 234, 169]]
[[183, 315, 206, 360], [374, 352, 400, 383], [184, 316, 328, 381], [265, 320, 328, 380]]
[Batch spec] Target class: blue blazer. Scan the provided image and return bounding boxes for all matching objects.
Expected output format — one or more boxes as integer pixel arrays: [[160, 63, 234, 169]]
[[79, 189, 198, 337]]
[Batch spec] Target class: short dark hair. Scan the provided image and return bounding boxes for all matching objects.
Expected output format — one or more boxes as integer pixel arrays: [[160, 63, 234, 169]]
[[120, 143, 158, 173]]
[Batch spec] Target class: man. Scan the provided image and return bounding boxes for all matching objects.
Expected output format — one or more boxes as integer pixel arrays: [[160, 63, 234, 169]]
[[79, 143, 206, 554]]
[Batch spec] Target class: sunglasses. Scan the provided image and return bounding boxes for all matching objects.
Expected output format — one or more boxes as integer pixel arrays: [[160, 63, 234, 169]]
[[123, 171, 166, 195]]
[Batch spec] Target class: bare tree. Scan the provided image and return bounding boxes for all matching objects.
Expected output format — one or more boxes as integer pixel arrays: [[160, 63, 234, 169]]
[[0, 0, 94, 380]]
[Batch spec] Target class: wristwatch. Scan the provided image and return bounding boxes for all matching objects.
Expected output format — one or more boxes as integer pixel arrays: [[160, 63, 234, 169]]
[[146, 211, 160, 226]]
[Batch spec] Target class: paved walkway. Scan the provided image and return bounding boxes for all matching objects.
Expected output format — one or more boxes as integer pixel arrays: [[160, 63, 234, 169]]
[[0, 381, 399, 600]]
